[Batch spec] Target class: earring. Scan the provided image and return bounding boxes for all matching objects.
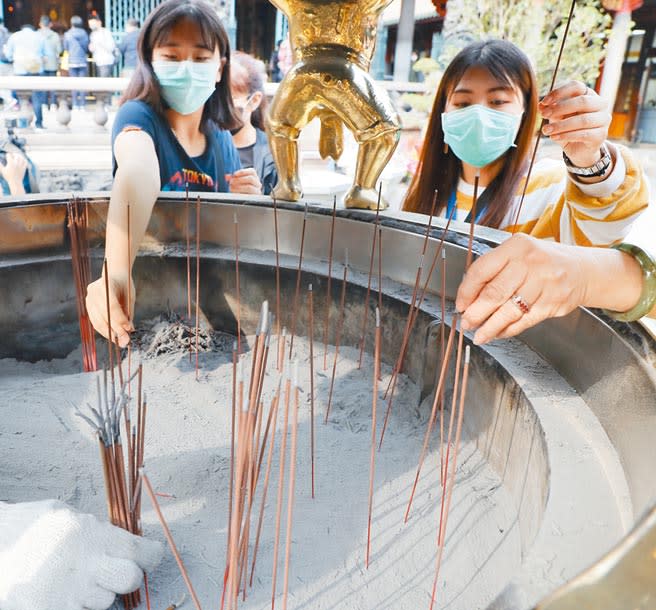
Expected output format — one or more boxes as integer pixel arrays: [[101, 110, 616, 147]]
[[443, 142, 449, 154]]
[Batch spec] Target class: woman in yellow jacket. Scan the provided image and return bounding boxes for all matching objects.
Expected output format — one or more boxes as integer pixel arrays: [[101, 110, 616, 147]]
[[403, 39, 649, 247]]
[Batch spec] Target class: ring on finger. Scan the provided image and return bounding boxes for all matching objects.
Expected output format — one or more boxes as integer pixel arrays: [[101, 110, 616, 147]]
[[510, 294, 530, 315]]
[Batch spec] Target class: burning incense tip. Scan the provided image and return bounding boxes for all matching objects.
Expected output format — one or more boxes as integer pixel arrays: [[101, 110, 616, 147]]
[[465, 346, 471, 365], [344, 248, 349, 268], [304, 202, 309, 219], [442, 249, 446, 260], [293, 360, 299, 388], [233, 212, 238, 224], [375, 308, 380, 328], [308, 283, 313, 292]]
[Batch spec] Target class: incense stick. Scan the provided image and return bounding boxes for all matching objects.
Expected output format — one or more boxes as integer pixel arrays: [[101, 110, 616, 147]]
[[383, 190, 438, 399], [357, 188, 382, 369], [322, 196, 338, 370], [271, 364, 292, 610], [186, 183, 192, 363], [273, 196, 282, 370], [308, 284, 316, 498], [103, 260, 115, 387], [234, 212, 242, 354], [282, 362, 300, 610], [195, 196, 201, 380], [404, 319, 457, 522], [429, 347, 471, 610], [227, 341, 238, 568], [440, 249, 447, 484], [250, 375, 283, 586], [288, 203, 308, 359], [141, 470, 203, 610], [366, 309, 381, 568], [378, 202, 456, 449], [511, 0, 576, 233], [324, 251, 349, 424]]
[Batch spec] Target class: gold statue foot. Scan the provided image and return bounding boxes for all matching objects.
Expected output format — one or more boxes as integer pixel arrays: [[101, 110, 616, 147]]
[[273, 179, 303, 202], [343, 186, 388, 211]]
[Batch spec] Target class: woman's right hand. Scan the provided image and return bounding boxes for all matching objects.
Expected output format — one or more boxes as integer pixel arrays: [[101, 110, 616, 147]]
[[0, 153, 28, 195], [86, 272, 135, 347]]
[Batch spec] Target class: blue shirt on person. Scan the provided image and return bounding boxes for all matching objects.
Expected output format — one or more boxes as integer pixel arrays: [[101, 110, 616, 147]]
[[112, 100, 241, 192]]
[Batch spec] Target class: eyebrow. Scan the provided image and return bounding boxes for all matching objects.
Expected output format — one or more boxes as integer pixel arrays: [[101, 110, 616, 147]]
[[158, 41, 213, 50], [453, 85, 514, 94]]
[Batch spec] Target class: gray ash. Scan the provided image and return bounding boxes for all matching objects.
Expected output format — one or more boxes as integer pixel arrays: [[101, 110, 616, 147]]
[[132, 311, 235, 359]]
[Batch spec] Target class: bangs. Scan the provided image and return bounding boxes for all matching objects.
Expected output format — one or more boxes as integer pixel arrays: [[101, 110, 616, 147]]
[[445, 40, 532, 99], [149, 4, 226, 56]]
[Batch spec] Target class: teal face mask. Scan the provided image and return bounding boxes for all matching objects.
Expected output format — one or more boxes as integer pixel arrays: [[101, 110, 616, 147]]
[[153, 59, 220, 115], [441, 104, 522, 168]]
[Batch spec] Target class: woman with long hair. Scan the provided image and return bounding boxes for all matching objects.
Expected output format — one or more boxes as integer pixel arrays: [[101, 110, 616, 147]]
[[403, 39, 648, 246], [86, 0, 261, 344], [230, 51, 278, 195]]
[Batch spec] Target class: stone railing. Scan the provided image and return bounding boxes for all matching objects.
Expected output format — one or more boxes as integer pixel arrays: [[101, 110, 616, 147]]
[[0, 75, 427, 130], [0, 75, 130, 129]]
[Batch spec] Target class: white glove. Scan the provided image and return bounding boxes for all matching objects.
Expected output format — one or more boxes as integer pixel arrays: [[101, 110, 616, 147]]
[[0, 499, 163, 610]]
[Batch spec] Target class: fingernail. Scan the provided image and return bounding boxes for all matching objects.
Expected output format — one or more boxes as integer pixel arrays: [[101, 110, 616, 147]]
[[542, 125, 552, 135], [473, 333, 487, 345], [460, 318, 471, 331]]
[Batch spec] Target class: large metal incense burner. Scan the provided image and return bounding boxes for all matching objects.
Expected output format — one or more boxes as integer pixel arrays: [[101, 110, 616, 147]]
[[1, 193, 655, 609]]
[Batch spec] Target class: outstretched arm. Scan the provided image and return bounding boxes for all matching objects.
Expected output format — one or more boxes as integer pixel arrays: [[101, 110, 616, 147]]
[[86, 129, 160, 346]]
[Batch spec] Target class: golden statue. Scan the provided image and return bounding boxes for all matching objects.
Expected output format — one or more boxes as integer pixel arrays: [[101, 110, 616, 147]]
[[267, 0, 401, 210]]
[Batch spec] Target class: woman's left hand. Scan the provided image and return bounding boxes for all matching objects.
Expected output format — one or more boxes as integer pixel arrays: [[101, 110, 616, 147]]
[[539, 80, 611, 168], [227, 168, 261, 195]]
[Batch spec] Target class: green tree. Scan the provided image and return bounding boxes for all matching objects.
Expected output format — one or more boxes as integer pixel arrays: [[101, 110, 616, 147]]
[[439, 0, 613, 94]]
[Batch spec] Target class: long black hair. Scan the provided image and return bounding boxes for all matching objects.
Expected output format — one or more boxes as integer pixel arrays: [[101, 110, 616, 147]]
[[403, 40, 538, 228], [122, 0, 241, 134]]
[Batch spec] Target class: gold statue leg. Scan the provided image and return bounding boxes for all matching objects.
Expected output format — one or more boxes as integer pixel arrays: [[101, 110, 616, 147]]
[[344, 130, 400, 210], [269, 127, 303, 202]]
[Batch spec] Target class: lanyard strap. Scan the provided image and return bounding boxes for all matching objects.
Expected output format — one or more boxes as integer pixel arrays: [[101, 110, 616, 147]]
[[446, 190, 487, 224]]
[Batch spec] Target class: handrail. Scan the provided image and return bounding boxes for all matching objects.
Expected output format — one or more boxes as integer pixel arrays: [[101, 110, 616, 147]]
[[0, 75, 428, 95]]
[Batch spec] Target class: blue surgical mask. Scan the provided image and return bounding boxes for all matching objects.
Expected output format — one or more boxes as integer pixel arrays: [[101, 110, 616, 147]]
[[441, 104, 522, 168], [153, 59, 220, 115]]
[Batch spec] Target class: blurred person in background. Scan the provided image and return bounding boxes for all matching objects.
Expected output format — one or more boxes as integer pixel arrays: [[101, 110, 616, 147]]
[[118, 18, 140, 78], [4, 23, 45, 129], [38, 15, 62, 109], [0, 18, 10, 77], [63, 16, 89, 109], [230, 51, 277, 194], [88, 15, 117, 78]]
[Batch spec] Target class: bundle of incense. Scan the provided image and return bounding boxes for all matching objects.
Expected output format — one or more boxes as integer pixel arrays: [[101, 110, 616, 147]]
[[76, 364, 147, 609], [222, 303, 274, 609], [67, 197, 97, 372]]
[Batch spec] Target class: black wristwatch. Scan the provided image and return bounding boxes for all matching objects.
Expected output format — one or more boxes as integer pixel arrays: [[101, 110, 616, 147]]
[[563, 143, 612, 177]]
